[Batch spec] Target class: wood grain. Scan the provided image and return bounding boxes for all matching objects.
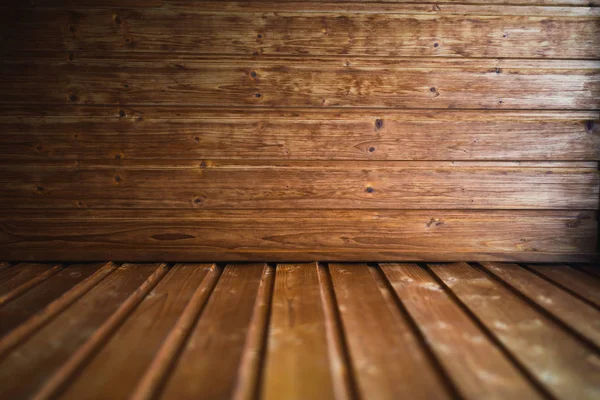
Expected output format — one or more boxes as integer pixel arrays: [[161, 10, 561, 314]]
[[0, 263, 104, 337], [2, 57, 598, 109], [262, 264, 340, 400], [2, 5, 598, 58], [0, 263, 159, 400], [528, 264, 600, 308], [1, 110, 598, 161], [58, 264, 211, 400], [159, 264, 266, 400], [6, 0, 599, 9], [0, 263, 62, 298], [329, 263, 452, 400], [0, 209, 595, 262], [430, 262, 600, 400], [1, 160, 596, 210], [381, 263, 543, 400], [481, 262, 600, 349]]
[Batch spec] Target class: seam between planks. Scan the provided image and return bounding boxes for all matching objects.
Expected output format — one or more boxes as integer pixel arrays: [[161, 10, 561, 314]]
[[232, 263, 276, 400], [371, 263, 463, 399], [478, 262, 600, 353], [424, 262, 557, 400], [0, 261, 119, 359], [520, 264, 600, 311], [0, 264, 64, 307], [130, 263, 223, 400], [30, 263, 171, 400], [318, 262, 359, 400]]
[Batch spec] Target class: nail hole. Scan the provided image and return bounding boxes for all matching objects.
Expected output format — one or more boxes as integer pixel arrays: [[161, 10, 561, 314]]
[[585, 120, 596, 132], [114, 15, 121, 24], [36, 185, 44, 192], [375, 119, 383, 129], [368, 147, 376, 153], [257, 34, 263, 39], [118, 110, 126, 117], [114, 175, 122, 183], [250, 71, 257, 78], [255, 93, 262, 98], [366, 187, 374, 193], [194, 198, 202, 204], [496, 68, 501, 74], [68, 94, 78, 102], [430, 87, 436, 93], [433, 43, 439, 48], [199, 161, 207, 168], [194, 136, 200, 143], [115, 154, 122, 160]]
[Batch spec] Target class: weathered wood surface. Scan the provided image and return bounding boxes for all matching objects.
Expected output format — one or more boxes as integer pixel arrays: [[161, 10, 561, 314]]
[[262, 263, 341, 400], [0, 262, 599, 399], [5, 0, 600, 9], [528, 264, 600, 308], [0, 0, 597, 261], [1, 161, 596, 210], [0, 263, 104, 337], [329, 263, 452, 399], [2, 57, 598, 109], [158, 264, 265, 400], [0, 210, 595, 262], [2, 5, 599, 58], [0, 263, 160, 399], [381, 263, 544, 400], [430, 262, 600, 400], [59, 264, 211, 400], [1, 110, 598, 161], [481, 262, 600, 349]]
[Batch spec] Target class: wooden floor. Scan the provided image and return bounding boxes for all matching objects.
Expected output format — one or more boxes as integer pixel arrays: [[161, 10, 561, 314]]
[[1, 262, 600, 400]]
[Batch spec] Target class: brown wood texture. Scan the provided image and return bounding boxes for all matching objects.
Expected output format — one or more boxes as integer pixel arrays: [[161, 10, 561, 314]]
[[1, 161, 596, 210], [381, 263, 544, 400], [0, 262, 599, 399], [2, 57, 598, 109], [158, 264, 266, 400], [0, 209, 595, 262], [1, 110, 599, 161], [0, 0, 598, 262], [58, 263, 211, 400], [262, 263, 341, 400], [2, 4, 599, 58], [528, 264, 600, 307], [0, 263, 161, 399], [0, 263, 104, 337], [430, 262, 600, 400]]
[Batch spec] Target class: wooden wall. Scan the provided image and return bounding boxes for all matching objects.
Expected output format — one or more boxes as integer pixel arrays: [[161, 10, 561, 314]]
[[0, 0, 598, 262]]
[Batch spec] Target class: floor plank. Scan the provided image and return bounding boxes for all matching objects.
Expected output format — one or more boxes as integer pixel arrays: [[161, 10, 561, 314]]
[[262, 263, 342, 400], [158, 264, 267, 400], [329, 263, 452, 400], [0, 263, 160, 399], [381, 263, 543, 400], [528, 264, 600, 308], [0, 263, 105, 337], [430, 262, 600, 400], [0, 262, 62, 298], [57, 263, 211, 400], [481, 262, 600, 349]]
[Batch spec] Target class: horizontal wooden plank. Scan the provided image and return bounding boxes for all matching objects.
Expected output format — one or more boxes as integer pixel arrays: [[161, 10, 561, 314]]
[[0, 210, 595, 262], [1, 110, 598, 161], [7, 0, 600, 9], [2, 5, 599, 58], [1, 161, 597, 209], [2, 57, 598, 109]]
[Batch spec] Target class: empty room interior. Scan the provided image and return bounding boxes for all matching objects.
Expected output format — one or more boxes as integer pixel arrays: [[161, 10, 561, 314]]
[[0, 0, 599, 399]]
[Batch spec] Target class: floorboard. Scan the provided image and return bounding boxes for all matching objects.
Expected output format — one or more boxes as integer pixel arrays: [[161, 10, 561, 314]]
[[0, 262, 598, 400]]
